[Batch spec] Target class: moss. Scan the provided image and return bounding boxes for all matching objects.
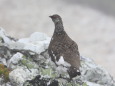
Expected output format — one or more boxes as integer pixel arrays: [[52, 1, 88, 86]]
[[64, 82, 88, 86], [82, 82, 88, 86], [0, 64, 10, 82], [21, 59, 28, 65], [22, 55, 33, 62], [0, 37, 3, 41], [40, 68, 57, 78], [65, 82, 81, 86], [66, 83, 73, 86], [21, 59, 34, 69], [22, 55, 27, 59]]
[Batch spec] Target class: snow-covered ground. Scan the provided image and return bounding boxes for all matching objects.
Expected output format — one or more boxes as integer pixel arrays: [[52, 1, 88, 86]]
[[0, 0, 115, 78]]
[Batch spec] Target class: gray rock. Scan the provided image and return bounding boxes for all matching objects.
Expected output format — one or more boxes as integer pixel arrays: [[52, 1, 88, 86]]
[[0, 57, 7, 66], [0, 28, 14, 44], [0, 28, 114, 86], [9, 67, 39, 86], [17, 32, 50, 54], [8, 52, 23, 69], [80, 56, 115, 86]]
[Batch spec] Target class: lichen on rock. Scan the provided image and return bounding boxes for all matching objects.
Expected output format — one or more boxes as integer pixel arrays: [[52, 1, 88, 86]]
[[0, 28, 115, 86]]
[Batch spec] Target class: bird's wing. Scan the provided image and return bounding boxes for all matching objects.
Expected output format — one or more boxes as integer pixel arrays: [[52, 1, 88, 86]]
[[63, 40, 80, 68], [48, 41, 63, 63]]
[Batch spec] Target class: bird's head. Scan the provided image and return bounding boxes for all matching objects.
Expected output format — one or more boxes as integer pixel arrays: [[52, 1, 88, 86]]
[[49, 14, 62, 24], [49, 14, 64, 33]]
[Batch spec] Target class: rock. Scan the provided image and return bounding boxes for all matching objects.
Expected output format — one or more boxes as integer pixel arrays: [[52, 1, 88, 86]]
[[0, 28, 115, 86], [17, 32, 50, 54], [80, 56, 115, 86], [8, 52, 23, 69], [0, 28, 50, 54], [0, 82, 11, 86], [8, 42, 25, 50], [9, 67, 39, 86], [30, 32, 49, 41], [0, 57, 7, 66], [0, 46, 11, 59], [9, 52, 23, 64], [86, 81, 103, 86], [0, 28, 13, 44]]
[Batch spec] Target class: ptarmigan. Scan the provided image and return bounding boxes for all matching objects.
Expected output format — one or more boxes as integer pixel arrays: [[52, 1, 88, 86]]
[[48, 14, 81, 80]]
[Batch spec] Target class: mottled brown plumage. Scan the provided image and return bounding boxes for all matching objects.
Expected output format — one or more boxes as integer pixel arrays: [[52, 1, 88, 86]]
[[48, 14, 81, 79]]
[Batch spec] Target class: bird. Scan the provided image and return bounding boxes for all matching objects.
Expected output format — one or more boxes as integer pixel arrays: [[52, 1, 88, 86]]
[[48, 14, 81, 80]]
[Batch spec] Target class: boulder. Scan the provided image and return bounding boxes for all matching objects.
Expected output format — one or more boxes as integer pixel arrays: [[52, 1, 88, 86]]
[[0, 28, 114, 86]]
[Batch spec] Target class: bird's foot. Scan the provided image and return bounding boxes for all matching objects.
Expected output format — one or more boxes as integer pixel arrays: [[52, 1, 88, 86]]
[[66, 78, 73, 82], [56, 74, 72, 82], [75, 79, 84, 85]]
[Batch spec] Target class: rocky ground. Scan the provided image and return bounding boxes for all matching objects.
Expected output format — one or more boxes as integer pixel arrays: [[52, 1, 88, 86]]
[[0, 28, 115, 86], [0, 0, 115, 78]]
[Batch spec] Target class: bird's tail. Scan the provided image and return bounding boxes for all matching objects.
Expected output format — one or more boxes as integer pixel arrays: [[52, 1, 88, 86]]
[[67, 67, 81, 79]]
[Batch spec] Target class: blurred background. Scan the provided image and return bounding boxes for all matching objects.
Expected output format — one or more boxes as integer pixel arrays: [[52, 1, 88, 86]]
[[0, 0, 115, 78]]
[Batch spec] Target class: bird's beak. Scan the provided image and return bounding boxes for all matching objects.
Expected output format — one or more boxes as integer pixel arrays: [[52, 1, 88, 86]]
[[49, 15, 52, 18]]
